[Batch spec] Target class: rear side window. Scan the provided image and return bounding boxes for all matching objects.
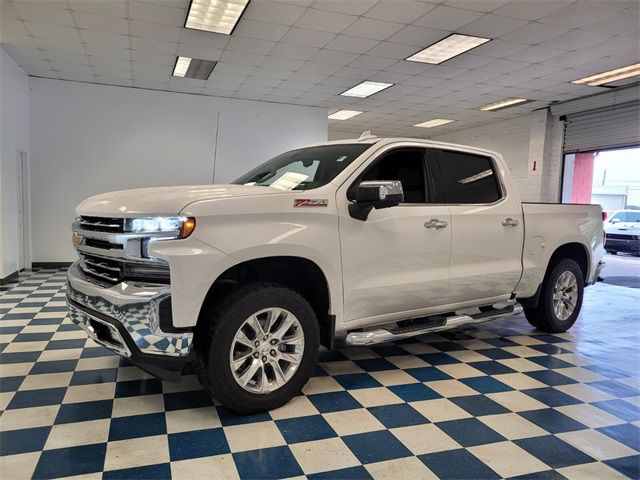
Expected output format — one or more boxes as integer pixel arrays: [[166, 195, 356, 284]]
[[431, 150, 502, 204]]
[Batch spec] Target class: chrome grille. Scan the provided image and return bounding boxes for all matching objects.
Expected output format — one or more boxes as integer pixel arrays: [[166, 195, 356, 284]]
[[79, 253, 123, 284], [79, 216, 124, 233], [74, 215, 172, 285]]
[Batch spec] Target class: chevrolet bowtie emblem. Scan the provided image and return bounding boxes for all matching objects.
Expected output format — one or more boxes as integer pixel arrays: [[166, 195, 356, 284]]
[[72, 232, 83, 248]]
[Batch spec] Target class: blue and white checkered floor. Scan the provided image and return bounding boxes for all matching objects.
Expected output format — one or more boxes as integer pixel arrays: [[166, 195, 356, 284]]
[[1, 268, 639, 479]]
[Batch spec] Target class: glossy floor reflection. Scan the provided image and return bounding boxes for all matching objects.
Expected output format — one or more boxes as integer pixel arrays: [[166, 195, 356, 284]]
[[0, 269, 638, 479]]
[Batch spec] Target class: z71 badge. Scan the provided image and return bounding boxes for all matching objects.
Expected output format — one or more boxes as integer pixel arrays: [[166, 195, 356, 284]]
[[293, 199, 329, 207]]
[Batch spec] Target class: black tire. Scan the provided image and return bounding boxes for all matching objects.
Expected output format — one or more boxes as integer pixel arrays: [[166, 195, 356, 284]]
[[606, 251, 617, 255], [524, 259, 584, 333], [194, 282, 320, 413]]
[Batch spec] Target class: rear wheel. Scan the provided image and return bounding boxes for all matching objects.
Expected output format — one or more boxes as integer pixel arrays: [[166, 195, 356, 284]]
[[606, 250, 617, 255], [194, 283, 320, 413], [524, 259, 584, 333]]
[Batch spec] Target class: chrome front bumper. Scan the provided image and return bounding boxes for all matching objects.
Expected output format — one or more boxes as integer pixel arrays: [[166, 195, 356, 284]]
[[67, 262, 193, 379]]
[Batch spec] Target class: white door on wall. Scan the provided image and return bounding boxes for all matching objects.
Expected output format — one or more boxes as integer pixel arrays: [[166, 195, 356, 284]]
[[16, 150, 30, 270]]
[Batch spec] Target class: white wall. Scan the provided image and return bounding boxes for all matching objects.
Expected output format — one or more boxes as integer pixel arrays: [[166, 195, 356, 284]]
[[29, 78, 327, 263], [431, 111, 564, 203], [0, 48, 30, 279]]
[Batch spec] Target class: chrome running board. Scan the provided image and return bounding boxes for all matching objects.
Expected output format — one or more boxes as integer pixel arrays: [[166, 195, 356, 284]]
[[345, 304, 523, 346]]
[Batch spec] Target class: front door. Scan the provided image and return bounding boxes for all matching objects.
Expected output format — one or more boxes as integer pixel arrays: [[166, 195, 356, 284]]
[[338, 147, 451, 323]]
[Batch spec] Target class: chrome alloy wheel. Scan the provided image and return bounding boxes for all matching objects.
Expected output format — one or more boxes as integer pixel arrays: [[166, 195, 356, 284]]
[[229, 308, 305, 394], [553, 271, 578, 321]]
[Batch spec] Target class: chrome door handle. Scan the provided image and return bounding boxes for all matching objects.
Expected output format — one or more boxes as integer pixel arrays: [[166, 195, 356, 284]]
[[425, 219, 448, 229], [502, 217, 520, 227]]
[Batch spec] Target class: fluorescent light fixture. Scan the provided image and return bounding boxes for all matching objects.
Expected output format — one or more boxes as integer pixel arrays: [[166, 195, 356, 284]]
[[340, 81, 393, 98], [328, 110, 363, 120], [478, 98, 530, 111], [406, 34, 491, 64], [413, 119, 455, 128], [173, 56, 217, 79], [185, 0, 249, 35], [173, 56, 191, 77], [572, 63, 640, 86]]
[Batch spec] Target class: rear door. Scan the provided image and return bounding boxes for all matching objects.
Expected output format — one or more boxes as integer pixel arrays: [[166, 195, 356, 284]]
[[429, 149, 524, 304]]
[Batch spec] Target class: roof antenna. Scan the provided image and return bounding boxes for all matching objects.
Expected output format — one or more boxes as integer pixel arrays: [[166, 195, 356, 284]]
[[358, 130, 377, 141]]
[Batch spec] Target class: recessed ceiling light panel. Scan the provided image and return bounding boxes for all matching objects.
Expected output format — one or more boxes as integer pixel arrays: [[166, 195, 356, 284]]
[[478, 98, 530, 111], [413, 119, 455, 128], [406, 34, 491, 64], [572, 63, 640, 86], [340, 81, 393, 98], [173, 56, 217, 79], [185, 0, 250, 35], [328, 110, 364, 120]]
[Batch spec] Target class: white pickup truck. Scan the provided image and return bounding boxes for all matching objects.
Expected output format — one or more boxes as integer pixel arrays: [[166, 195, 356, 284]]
[[67, 136, 605, 412]]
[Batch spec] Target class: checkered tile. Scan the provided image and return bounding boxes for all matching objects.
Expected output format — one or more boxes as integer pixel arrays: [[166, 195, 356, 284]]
[[1, 268, 639, 479]]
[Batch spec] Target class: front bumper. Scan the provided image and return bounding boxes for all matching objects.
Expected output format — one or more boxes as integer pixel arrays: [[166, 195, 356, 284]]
[[66, 262, 193, 381], [605, 237, 640, 253]]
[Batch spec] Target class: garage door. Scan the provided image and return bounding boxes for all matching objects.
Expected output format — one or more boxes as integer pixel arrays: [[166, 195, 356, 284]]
[[550, 84, 640, 153], [562, 102, 640, 153]]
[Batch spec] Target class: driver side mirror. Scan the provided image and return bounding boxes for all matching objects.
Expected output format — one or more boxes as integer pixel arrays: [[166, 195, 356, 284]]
[[348, 180, 404, 221]]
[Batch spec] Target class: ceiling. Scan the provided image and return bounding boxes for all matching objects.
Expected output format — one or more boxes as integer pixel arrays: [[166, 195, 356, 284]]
[[1, 0, 638, 138]]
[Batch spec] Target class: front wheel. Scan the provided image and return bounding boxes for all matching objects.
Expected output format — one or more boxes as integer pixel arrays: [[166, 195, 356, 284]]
[[524, 259, 584, 333], [194, 283, 320, 413]]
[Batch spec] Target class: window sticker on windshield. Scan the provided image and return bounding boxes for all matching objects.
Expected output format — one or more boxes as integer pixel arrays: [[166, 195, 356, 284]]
[[336, 156, 347, 162], [271, 172, 309, 191]]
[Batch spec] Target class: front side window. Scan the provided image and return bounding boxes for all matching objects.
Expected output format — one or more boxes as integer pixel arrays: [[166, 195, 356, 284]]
[[233, 144, 371, 191], [358, 148, 427, 203], [431, 150, 502, 204]]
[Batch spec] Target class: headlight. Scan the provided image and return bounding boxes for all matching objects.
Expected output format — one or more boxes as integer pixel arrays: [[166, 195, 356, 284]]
[[127, 216, 196, 238]]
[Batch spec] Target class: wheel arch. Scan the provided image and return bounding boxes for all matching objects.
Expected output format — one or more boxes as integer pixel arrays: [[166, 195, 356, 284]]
[[195, 255, 334, 349]]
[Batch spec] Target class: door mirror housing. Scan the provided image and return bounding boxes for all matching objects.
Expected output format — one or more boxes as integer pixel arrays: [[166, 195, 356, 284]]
[[349, 180, 404, 220]]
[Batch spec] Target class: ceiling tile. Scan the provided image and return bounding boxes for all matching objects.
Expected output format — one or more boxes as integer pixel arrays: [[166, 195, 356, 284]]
[[68, 0, 127, 18], [364, 0, 434, 24], [310, 0, 377, 16], [38, 38, 86, 54], [324, 35, 380, 54], [342, 17, 405, 40], [297, 61, 343, 75], [73, 12, 129, 35], [414, 5, 485, 30], [387, 25, 449, 47], [84, 44, 131, 60], [311, 49, 360, 66], [80, 30, 131, 48], [466, 39, 528, 58], [178, 28, 229, 48], [539, 30, 611, 50], [493, 0, 570, 21], [226, 36, 276, 55], [233, 20, 289, 42], [131, 50, 175, 65], [260, 56, 305, 70], [131, 37, 177, 54], [268, 43, 319, 60], [504, 45, 565, 63], [244, 1, 307, 25], [128, 0, 186, 26], [459, 14, 528, 37], [350, 54, 397, 70], [176, 43, 223, 60], [129, 20, 180, 42], [500, 22, 570, 44], [24, 22, 81, 41], [538, 2, 617, 29], [365, 41, 423, 59], [295, 9, 358, 33], [443, 0, 510, 14], [12, 2, 75, 26]]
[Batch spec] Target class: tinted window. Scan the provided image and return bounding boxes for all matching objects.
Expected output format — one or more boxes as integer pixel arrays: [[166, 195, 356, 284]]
[[233, 144, 370, 191], [432, 150, 501, 204], [360, 148, 427, 203]]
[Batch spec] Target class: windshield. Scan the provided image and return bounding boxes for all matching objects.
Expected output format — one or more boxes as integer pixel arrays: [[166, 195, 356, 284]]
[[610, 211, 640, 222], [233, 144, 371, 191]]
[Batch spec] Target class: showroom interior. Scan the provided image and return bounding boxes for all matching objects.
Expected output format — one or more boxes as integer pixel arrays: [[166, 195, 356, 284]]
[[0, 0, 639, 478]]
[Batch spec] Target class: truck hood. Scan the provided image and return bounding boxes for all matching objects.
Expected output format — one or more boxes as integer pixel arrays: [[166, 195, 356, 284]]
[[605, 222, 640, 233], [76, 184, 282, 216]]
